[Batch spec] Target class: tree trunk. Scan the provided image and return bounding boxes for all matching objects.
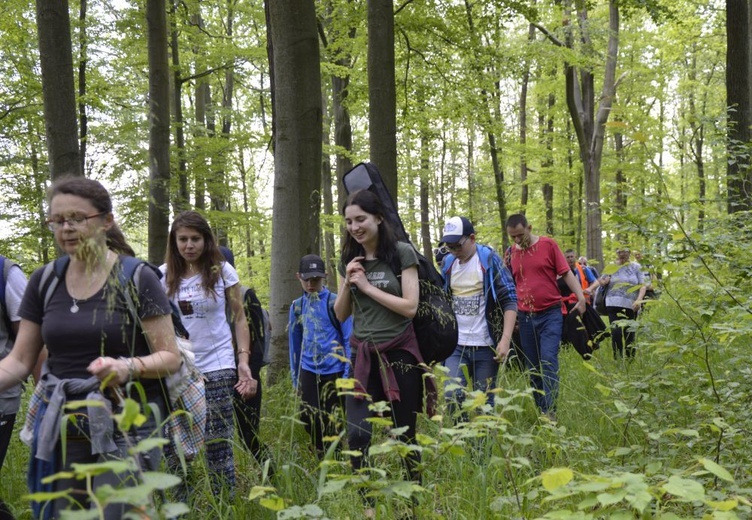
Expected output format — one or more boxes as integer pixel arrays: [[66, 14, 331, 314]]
[[146, 0, 171, 264], [267, 0, 322, 384], [77, 0, 87, 176], [726, 0, 751, 212], [322, 90, 337, 281], [519, 21, 535, 209], [367, 0, 398, 199], [540, 0, 619, 267], [36, 0, 81, 178], [171, 0, 189, 211]]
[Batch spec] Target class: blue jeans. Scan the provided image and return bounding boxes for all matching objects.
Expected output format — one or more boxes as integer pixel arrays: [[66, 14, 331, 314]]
[[518, 306, 563, 414], [443, 344, 499, 412]]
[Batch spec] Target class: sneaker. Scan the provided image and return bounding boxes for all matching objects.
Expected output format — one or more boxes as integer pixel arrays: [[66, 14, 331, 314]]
[[541, 411, 558, 423]]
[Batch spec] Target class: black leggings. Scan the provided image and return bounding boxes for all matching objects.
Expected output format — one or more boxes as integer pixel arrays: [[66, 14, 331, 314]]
[[298, 370, 344, 456], [0, 412, 16, 470], [233, 358, 271, 465], [607, 306, 638, 358], [346, 349, 422, 482]]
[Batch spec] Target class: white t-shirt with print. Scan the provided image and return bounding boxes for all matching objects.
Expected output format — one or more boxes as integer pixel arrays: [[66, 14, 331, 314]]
[[450, 253, 493, 346], [160, 262, 239, 373]]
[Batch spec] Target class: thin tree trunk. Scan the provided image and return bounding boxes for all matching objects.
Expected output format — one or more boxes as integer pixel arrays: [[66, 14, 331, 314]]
[[146, 0, 171, 264], [519, 21, 536, 209], [78, 0, 87, 175], [171, 0, 189, 211]]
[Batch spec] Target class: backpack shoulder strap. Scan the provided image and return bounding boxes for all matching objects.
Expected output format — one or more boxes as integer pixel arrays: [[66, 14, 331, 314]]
[[0, 256, 7, 307], [40, 256, 71, 311], [326, 291, 342, 335], [113, 256, 152, 329]]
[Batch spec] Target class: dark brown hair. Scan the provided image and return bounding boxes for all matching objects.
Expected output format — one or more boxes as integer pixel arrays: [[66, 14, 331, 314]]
[[164, 210, 224, 298], [341, 189, 399, 270], [48, 176, 135, 256]]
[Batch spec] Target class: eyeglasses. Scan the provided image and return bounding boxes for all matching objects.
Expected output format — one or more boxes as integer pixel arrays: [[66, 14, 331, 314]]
[[445, 236, 468, 251], [46, 212, 105, 231]]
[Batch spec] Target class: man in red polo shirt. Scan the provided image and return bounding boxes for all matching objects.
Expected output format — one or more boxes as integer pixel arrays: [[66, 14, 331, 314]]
[[505, 214, 586, 420]]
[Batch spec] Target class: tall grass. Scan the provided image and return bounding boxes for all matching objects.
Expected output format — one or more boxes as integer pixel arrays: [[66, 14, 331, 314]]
[[3, 221, 752, 518]]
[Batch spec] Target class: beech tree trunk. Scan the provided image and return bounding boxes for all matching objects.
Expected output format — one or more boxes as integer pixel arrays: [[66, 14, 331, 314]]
[[267, 0, 322, 383], [368, 0, 398, 198], [36, 0, 81, 178], [726, 0, 752, 212], [77, 0, 87, 176], [146, 0, 171, 264]]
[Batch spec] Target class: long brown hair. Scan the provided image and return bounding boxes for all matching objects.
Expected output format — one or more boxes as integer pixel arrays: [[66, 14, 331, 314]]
[[341, 189, 399, 270], [164, 210, 224, 298]]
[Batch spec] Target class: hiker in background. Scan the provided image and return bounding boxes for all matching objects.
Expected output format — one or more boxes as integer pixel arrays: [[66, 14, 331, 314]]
[[506, 214, 586, 421], [160, 211, 256, 498], [439, 216, 517, 420], [334, 189, 430, 507], [0, 256, 28, 482], [600, 247, 647, 359], [579, 255, 599, 279], [562, 249, 601, 303], [289, 254, 351, 458], [0, 176, 180, 519], [219, 247, 274, 473]]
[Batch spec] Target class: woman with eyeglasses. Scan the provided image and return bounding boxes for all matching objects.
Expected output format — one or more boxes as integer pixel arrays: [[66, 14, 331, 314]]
[[333, 189, 428, 515], [599, 247, 647, 358], [0, 176, 180, 519]]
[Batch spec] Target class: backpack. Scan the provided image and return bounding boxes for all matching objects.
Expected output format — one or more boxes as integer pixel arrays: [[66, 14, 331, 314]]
[[38, 255, 206, 460], [260, 307, 272, 366], [292, 291, 342, 337], [343, 163, 458, 365], [409, 251, 458, 364], [240, 286, 272, 367], [594, 283, 609, 316], [0, 256, 18, 341]]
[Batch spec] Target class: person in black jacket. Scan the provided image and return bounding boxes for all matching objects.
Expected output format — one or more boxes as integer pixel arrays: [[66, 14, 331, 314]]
[[219, 247, 274, 475]]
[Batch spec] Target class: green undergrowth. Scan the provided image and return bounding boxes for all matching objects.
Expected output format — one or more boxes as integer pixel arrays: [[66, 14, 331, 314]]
[[2, 217, 752, 518]]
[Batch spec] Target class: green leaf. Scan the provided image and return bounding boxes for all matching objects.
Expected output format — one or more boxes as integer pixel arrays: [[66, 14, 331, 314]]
[[140, 472, 181, 490], [541, 468, 574, 491], [259, 495, 286, 511], [704, 499, 738, 511], [160, 503, 191, 517], [699, 458, 734, 482], [597, 488, 627, 506], [662, 476, 705, 501], [248, 486, 277, 501]]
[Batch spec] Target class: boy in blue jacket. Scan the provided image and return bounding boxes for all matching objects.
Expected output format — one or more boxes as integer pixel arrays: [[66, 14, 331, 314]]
[[439, 217, 517, 420], [288, 254, 352, 457]]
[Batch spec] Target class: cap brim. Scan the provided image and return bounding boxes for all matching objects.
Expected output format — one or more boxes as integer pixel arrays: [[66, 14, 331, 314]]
[[441, 234, 463, 244], [300, 271, 326, 280]]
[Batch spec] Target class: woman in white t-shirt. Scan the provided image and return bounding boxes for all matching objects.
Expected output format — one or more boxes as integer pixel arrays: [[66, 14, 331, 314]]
[[160, 210, 256, 497]]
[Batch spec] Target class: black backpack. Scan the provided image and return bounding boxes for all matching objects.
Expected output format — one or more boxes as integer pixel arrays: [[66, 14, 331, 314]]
[[343, 162, 458, 364]]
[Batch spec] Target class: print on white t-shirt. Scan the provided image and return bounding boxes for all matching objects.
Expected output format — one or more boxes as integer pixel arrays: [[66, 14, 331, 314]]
[[450, 254, 492, 346]]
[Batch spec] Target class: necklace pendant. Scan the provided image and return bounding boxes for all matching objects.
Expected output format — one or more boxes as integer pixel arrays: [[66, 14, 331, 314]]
[[70, 301, 79, 313]]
